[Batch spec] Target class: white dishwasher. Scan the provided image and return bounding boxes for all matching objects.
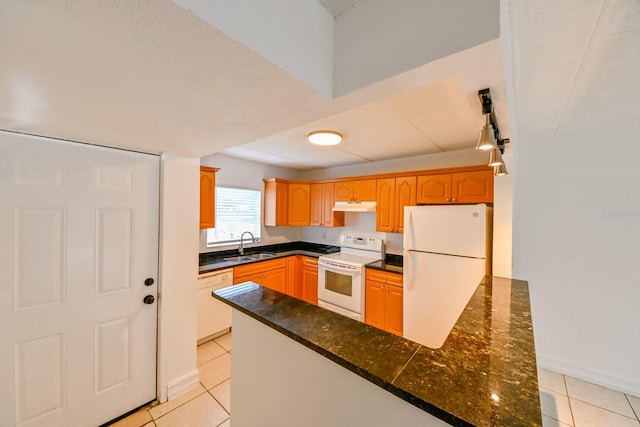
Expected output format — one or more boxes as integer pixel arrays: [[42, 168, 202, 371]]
[[197, 268, 233, 344]]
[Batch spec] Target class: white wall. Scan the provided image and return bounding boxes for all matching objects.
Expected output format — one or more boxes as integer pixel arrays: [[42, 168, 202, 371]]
[[172, 0, 334, 97], [512, 127, 640, 395], [333, 0, 500, 96], [157, 154, 201, 401], [199, 154, 302, 253], [492, 147, 513, 278], [232, 310, 449, 427], [301, 212, 405, 253]]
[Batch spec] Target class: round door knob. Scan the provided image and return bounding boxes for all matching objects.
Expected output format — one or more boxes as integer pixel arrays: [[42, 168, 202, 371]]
[[144, 278, 154, 286], [143, 295, 155, 305]]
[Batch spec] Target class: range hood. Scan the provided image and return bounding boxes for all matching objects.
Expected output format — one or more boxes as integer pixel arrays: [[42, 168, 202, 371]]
[[332, 201, 377, 212]]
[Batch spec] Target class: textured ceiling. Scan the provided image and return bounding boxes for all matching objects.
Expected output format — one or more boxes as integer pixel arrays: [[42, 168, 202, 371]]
[[318, 0, 365, 18], [508, 0, 640, 140], [0, 0, 507, 169]]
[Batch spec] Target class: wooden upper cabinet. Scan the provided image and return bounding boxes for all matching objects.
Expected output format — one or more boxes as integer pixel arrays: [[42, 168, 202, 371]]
[[394, 176, 416, 233], [288, 183, 310, 226], [452, 170, 494, 203], [417, 169, 493, 204], [334, 179, 376, 202], [199, 166, 219, 229], [376, 178, 395, 233], [264, 179, 288, 226], [416, 173, 452, 204], [309, 183, 323, 226], [376, 176, 416, 233], [311, 182, 344, 227]]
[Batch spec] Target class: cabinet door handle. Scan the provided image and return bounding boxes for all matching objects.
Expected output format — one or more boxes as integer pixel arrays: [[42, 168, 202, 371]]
[[452, 198, 457, 202], [445, 198, 451, 202]]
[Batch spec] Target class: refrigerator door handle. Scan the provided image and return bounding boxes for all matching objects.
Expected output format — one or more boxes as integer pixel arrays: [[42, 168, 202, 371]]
[[404, 251, 412, 291]]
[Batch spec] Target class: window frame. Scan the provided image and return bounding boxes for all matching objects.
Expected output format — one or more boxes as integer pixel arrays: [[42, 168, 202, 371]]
[[205, 185, 263, 248]]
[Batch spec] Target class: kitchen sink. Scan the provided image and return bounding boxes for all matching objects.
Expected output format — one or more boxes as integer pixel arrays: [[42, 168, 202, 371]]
[[223, 255, 255, 262], [223, 252, 276, 262], [249, 252, 276, 260]]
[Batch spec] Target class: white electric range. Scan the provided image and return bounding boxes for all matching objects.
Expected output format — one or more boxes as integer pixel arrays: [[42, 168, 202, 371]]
[[317, 234, 385, 321]]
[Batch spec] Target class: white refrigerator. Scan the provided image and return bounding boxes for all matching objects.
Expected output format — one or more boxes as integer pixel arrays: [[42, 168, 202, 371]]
[[403, 204, 490, 349]]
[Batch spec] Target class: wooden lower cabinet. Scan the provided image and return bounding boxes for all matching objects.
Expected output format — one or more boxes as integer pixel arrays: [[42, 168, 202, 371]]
[[233, 258, 288, 293], [233, 256, 318, 304], [365, 268, 403, 336], [286, 256, 302, 299], [300, 256, 318, 304]]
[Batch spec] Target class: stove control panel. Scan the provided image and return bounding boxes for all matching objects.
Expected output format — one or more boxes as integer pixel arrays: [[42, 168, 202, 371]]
[[339, 234, 384, 252]]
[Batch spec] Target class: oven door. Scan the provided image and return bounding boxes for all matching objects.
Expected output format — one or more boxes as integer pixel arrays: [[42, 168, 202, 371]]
[[317, 259, 363, 314]]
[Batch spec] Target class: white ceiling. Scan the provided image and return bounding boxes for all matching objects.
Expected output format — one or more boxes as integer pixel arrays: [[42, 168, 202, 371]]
[[0, 0, 508, 169], [318, 0, 365, 18], [3, 1, 636, 172], [507, 0, 640, 141]]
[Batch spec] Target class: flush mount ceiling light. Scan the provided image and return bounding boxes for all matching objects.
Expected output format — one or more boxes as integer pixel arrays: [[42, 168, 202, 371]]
[[308, 130, 343, 146]]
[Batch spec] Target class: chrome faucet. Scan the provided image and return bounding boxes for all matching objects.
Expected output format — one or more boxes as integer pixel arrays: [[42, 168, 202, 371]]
[[238, 231, 256, 255]]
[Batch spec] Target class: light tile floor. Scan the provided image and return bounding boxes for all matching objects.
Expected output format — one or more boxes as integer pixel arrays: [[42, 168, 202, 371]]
[[539, 368, 640, 427], [113, 332, 640, 427], [110, 332, 232, 427]]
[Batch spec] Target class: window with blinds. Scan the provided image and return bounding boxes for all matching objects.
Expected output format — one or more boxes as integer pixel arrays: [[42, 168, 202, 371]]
[[206, 186, 262, 247]]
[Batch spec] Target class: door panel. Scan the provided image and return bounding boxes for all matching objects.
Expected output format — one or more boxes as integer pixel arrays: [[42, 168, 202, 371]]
[[14, 332, 65, 424], [96, 209, 133, 295], [0, 132, 159, 427]]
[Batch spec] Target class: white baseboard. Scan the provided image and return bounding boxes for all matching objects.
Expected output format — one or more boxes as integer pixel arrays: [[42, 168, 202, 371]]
[[537, 354, 640, 396], [167, 369, 200, 400]]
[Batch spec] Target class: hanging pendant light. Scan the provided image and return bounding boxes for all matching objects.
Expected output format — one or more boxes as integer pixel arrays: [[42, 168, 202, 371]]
[[475, 113, 496, 151], [488, 146, 503, 167], [494, 162, 508, 176]]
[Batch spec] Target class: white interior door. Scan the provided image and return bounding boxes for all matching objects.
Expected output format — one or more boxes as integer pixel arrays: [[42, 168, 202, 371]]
[[0, 132, 159, 426]]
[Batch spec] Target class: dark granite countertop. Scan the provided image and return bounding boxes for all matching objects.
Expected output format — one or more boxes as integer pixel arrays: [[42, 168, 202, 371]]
[[198, 241, 339, 274], [366, 253, 404, 274], [213, 276, 541, 427]]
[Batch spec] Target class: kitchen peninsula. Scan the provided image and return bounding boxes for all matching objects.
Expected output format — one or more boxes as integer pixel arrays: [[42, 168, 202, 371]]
[[213, 276, 542, 427]]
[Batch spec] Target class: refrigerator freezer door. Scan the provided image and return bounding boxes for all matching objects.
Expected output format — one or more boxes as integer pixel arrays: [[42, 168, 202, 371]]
[[403, 251, 485, 349], [404, 204, 487, 258]]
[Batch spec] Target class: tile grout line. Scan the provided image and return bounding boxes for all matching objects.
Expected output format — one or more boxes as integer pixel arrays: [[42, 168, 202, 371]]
[[625, 394, 640, 422], [149, 384, 208, 421], [562, 374, 576, 427], [207, 388, 231, 416], [565, 375, 639, 422]]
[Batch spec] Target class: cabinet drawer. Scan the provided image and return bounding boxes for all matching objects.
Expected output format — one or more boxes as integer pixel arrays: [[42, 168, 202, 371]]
[[234, 257, 288, 278], [365, 268, 403, 287], [302, 256, 318, 267]]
